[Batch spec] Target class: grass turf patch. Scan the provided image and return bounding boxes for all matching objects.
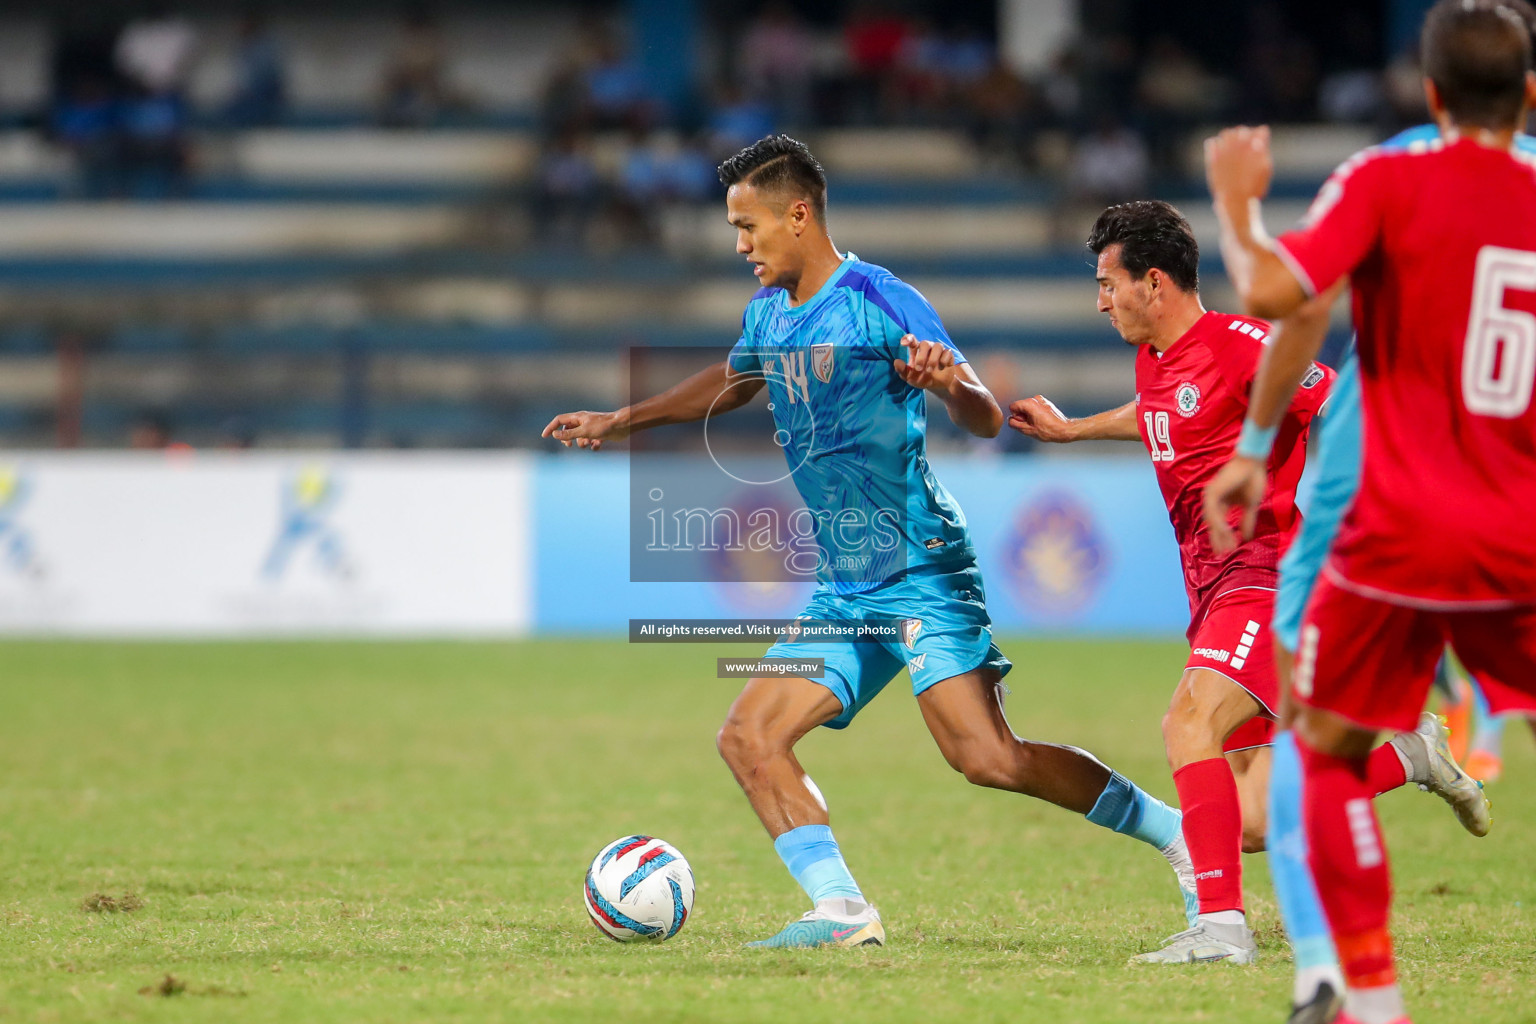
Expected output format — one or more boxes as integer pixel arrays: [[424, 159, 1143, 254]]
[[0, 639, 1529, 1023]]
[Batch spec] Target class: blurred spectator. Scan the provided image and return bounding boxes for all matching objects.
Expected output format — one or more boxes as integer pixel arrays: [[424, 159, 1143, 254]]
[[217, 415, 258, 450], [1070, 116, 1149, 204], [738, 3, 814, 128], [1136, 37, 1218, 173], [937, 24, 993, 87], [1384, 46, 1427, 129], [843, 4, 909, 122], [115, 9, 197, 96], [965, 63, 1044, 169], [1080, 33, 1137, 122], [379, 9, 460, 126], [51, 76, 121, 197], [118, 90, 190, 196], [115, 9, 196, 197], [1239, 5, 1319, 121], [534, 127, 601, 247], [224, 13, 286, 127], [580, 31, 651, 129], [1041, 46, 1084, 128], [707, 82, 775, 155], [129, 411, 173, 450], [616, 121, 716, 243], [1319, 70, 1384, 123]]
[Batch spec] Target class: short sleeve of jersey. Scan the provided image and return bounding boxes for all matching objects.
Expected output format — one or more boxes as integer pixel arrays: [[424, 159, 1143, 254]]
[[727, 301, 764, 375], [1274, 150, 1389, 298], [863, 276, 967, 365]]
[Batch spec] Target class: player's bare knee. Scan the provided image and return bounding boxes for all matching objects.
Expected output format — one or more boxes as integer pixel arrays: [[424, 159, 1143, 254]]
[[1161, 706, 1209, 766], [715, 716, 770, 772]]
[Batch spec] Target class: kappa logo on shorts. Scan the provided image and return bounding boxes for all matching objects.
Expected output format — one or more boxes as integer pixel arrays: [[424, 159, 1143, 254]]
[[901, 618, 923, 649], [811, 343, 835, 384], [1175, 382, 1201, 417]]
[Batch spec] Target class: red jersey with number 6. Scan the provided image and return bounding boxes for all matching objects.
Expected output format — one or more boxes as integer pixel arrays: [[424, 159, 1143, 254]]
[[1277, 137, 1536, 606], [1135, 310, 1334, 632]]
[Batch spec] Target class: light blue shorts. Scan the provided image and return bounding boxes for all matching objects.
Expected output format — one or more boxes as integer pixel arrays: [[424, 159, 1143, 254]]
[[762, 563, 1012, 729]]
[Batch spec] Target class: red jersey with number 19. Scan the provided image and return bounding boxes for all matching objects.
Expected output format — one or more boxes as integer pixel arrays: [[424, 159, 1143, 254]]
[[1135, 310, 1334, 633], [1276, 137, 1536, 606]]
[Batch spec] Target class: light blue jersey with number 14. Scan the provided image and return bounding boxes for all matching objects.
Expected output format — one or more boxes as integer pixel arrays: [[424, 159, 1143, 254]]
[[728, 253, 976, 595]]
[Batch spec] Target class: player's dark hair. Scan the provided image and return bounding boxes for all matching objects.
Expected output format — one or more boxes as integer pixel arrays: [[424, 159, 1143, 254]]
[[717, 134, 828, 221], [1423, 0, 1533, 129], [1086, 200, 1200, 293]]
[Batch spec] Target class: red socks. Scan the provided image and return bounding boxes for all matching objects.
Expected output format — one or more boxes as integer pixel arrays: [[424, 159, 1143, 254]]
[[1367, 743, 1408, 794], [1299, 738, 1398, 989], [1172, 757, 1244, 915]]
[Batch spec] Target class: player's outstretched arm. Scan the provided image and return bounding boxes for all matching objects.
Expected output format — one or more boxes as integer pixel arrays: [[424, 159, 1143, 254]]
[[1203, 279, 1345, 552], [894, 335, 1003, 438], [1205, 125, 1309, 320], [1007, 396, 1138, 442], [541, 360, 765, 451]]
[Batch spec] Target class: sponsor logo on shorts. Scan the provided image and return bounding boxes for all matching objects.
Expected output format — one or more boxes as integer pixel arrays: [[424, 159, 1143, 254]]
[[909, 653, 927, 673], [924, 538, 947, 550], [1193, 647, 1231, 663]]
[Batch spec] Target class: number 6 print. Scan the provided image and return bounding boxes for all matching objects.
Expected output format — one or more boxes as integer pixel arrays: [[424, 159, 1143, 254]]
[[1463, 245, 1536, 418]]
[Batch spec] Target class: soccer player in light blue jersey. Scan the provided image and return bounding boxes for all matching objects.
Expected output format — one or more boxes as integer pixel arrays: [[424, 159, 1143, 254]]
[[545, 135, 1198, 949]]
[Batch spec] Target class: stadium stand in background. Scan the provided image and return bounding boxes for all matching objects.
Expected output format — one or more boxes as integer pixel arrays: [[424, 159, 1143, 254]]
[[0, 0, 1434, 450]]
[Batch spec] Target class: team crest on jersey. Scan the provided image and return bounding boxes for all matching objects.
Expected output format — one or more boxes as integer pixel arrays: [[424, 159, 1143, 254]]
[[811, 343, 835, 384], [1175, 382, 1201, 417], [901, 618, 923, 649], [1301, 363, 1325, 389]]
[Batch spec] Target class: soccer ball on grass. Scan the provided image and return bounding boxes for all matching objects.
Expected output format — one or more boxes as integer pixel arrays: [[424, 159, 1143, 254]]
[[583, 835, 695, 942]]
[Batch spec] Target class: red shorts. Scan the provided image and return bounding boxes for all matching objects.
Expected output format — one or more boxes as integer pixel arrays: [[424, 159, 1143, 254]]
[[1186, 584, 1279, 753], [1295, 573, 1536, 734]]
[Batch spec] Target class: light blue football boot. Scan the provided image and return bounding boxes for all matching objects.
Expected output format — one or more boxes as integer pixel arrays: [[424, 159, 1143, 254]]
[[745, 899, 885, 948]]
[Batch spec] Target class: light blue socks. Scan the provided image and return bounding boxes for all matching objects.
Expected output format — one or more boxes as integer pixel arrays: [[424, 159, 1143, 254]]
[[1268, 730, 1341, 999], [1085, 770, 1182, 849], [773, 824, 864, 904]]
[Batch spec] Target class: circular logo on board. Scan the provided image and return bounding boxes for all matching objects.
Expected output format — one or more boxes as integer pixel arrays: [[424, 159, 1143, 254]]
[[1001, 491, 1107, 616], [1175, 382, 1201, 417]]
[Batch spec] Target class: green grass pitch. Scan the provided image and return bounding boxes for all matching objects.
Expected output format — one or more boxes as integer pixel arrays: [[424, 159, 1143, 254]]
[[0, 638, 1530, 1023]]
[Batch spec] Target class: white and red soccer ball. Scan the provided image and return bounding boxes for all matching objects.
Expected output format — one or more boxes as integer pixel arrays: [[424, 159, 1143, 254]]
[[583, 835, 695, 942]]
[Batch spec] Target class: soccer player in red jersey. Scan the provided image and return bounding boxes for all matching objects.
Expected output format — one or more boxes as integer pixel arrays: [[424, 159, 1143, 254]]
[[1011, 201, 1445, 966], [1203, 2, 1536, 1020]]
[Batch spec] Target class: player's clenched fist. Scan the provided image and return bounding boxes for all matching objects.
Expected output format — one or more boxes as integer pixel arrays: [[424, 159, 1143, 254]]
[[540, 410, 630, 451], [893, 335, 955, 390], [1007, 395, 1076, 443], [1204, 124, 1273, 202]]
